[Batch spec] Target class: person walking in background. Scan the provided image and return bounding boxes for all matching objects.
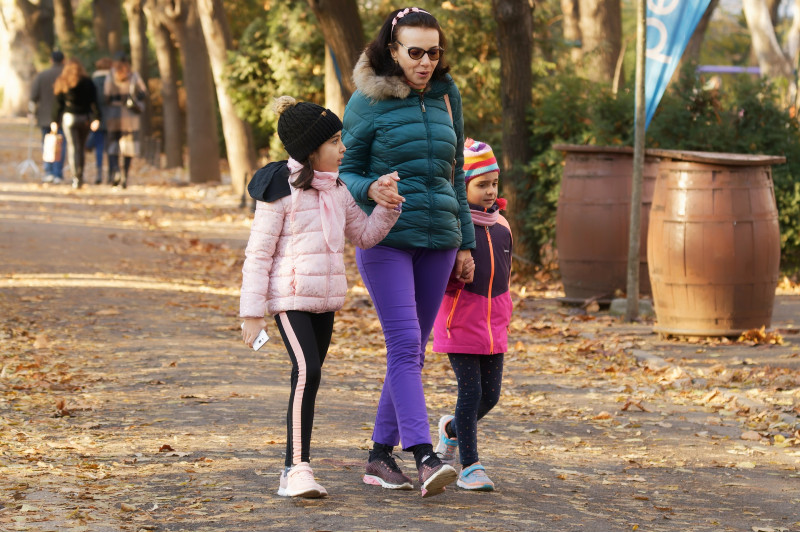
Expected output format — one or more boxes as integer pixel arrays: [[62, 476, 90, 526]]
[[104, 53, 147, 189], [240, 96, 401, 499], [339, 7, 475, 498], [432, 139, 512, 492], [29, 50, 66, 184], [88, 57, 112, 185], [52, 58, 101, 189]]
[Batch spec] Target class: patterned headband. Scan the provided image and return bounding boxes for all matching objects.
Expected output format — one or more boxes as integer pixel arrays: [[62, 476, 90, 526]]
[[390, 7, 432, 40]]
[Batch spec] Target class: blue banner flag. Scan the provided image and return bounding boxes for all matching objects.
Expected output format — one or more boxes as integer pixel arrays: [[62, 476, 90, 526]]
[[643, 0, 712, 129]]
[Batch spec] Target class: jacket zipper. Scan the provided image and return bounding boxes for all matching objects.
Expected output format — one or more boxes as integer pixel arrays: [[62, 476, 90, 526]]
[[445, 288, 462, 339], [419, 92, 435, 248], [486, 226, 495, 354]]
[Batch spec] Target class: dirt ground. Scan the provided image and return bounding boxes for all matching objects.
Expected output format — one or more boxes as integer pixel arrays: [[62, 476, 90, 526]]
[[1, 116, 799, 532]]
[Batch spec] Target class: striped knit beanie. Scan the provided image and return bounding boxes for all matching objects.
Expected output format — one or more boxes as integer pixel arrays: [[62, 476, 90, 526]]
[[463, 138, 500, 183]]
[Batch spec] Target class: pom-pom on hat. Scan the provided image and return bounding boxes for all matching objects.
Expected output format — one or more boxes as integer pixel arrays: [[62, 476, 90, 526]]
[[463, 138, 500, 183], [274, 96, 343, 162]]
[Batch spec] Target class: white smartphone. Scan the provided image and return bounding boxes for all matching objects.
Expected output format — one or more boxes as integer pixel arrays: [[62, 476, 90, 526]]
[[252, 329, 269, 351], [242, 323, 269, 351]]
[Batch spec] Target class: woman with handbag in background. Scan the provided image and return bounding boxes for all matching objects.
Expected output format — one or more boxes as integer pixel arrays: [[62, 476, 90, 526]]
[[104, 53, 147, 189], [52, 58, 101, 189]]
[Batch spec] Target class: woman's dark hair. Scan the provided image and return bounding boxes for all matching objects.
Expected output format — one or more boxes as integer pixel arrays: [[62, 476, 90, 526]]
[[365, 8, 450, 80]]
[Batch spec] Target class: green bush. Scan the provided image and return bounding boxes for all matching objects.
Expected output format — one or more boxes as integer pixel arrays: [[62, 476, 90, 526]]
[[524, 69, 800, 274]]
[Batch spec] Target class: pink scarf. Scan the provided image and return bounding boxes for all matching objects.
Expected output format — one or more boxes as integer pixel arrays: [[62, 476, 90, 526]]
[[287, 158, 345, 252], [470, 198, 507, 227]]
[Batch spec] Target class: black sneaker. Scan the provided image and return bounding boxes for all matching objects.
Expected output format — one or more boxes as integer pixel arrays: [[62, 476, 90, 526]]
[[363, 446, 413, 490], [417, 453, 457, 498]]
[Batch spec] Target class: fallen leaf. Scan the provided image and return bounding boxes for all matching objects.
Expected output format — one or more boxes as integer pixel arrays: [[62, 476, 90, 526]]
[[622, 399, 651, 412], [120, 503, 137, 512], [33, 335, 49, 349], [158, 444, 175, 452], [741, 431, 762, 441], [701, 389, 719, 404]]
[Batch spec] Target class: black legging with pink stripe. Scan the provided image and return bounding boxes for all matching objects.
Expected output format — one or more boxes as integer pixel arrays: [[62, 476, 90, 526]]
[[274, 310, 335, 467]]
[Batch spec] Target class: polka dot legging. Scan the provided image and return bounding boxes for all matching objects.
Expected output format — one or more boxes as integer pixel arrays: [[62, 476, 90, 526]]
[[447, 352, 504, 467]]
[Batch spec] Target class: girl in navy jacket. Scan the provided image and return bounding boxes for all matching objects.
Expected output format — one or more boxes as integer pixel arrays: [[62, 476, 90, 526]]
[[433, 139, 513, 491]]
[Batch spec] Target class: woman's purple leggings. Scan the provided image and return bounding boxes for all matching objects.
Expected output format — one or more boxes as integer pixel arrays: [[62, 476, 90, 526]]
[[356, 245, 458, 449]]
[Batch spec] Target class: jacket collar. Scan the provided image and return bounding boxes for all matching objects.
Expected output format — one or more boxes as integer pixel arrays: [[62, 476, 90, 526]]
[[353, 51, 452, 102]]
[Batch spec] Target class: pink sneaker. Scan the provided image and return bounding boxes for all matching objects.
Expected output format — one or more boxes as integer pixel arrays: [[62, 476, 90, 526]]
[[277, 463, 327, 498], [418, 454, 457, 498]]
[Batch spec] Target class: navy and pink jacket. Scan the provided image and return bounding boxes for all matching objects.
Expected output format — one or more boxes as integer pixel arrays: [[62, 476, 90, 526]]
[[433, 202, 513, 355]]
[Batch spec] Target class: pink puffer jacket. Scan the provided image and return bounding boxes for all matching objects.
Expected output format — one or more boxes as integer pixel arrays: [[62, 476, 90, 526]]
[[240, 168, 399, 318]]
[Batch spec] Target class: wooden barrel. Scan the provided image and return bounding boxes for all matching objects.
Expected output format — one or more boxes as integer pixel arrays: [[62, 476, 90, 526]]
[[646, 150, 784, 336], [554, 145, 659, 303]]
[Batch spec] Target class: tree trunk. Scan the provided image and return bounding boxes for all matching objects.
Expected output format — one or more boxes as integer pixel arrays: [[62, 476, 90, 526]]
[[306, 0, 364, 101], [144, 0, 182, 169], [492, 0, 534, 266], [560, 0, 583, 65], [52, 0, 75, 54], [768, 0, 781, 25], [742, 0, 794, 81], [577, 0, 621, 84], [786, 0, 800, 110], [124, 0, 150, 137], [325, 44, 346, 118], [162, 0, 220, 183], [681, 0, 718, 66], [92, 0, 121, 54], [0, 0, 40, 116], [29, 0, 55, 48], [197, 0, 255, 195]]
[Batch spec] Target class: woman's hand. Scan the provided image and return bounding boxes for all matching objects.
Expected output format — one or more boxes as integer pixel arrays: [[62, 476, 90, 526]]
[[452, 249, 475, 283], [368, 171, 405, 209], [90, 119, 100, 132], [241, 317, 268, 348]]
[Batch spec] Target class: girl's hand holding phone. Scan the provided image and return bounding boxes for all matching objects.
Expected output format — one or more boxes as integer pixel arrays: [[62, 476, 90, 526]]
[[241, 318, 268, 350]]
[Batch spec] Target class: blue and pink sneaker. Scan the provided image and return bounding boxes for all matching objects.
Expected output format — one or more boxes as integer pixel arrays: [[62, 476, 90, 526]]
[[434, 415, 458, 466], [457, 462, 495, 491]]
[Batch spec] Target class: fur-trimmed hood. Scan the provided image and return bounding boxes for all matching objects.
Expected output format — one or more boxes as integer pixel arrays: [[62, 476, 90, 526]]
[[352, 51, 412, 101]]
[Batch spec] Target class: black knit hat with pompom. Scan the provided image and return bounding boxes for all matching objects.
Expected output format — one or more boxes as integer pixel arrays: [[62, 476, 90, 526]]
[[274, 96, 343, 161]]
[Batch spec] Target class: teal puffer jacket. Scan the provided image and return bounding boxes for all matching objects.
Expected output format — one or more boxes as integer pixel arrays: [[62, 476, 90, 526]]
[[340, 53, 475, 251]]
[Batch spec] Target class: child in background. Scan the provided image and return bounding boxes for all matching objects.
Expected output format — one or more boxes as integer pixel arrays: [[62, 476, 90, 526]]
[[240, 96, 402, 498], [432, 139, 513, 491]]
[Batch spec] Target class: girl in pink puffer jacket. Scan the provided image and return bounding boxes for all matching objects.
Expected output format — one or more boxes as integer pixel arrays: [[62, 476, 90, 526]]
[[240, 96, 402, 499]]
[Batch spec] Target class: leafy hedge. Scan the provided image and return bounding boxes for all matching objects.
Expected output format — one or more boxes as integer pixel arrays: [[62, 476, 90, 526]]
[[523, 69, 800, 274]]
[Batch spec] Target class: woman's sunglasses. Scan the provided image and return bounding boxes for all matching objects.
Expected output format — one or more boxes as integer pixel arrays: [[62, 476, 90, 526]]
[[395, 41, 444, 61]]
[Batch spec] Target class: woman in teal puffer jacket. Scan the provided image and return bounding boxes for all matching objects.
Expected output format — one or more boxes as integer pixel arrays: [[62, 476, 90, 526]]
[[339, 6, 476, 498]]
